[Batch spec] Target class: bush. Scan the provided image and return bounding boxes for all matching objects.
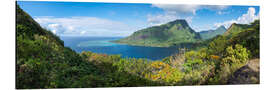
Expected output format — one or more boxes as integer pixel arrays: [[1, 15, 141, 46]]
[[144, 61, 183, 84], [183, 59, 203, 72], [222, 44, 249, 65], [207, 44, 249, 84]]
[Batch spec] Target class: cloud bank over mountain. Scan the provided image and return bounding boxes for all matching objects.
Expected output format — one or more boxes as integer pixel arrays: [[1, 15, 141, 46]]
[[147, 4, 229, 28]]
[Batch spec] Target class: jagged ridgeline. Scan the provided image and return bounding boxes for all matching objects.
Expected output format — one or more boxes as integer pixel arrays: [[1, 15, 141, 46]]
[[224, 21, 258, 38], [114, 20, 201, 47]]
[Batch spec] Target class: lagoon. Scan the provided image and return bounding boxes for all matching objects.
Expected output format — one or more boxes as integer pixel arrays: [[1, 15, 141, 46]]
[[60, 36, 181, 60]]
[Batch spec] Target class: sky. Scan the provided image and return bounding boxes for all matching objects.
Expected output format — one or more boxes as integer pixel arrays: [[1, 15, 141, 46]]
[[17, 1, 260, 37]]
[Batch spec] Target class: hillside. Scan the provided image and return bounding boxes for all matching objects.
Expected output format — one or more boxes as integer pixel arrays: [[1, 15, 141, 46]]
[[199, 26, 226, 40], [16, 4, 162, 88], [228, 20, 260, 58], [114, 20, 201, 47], [223, 23, 251, 37]]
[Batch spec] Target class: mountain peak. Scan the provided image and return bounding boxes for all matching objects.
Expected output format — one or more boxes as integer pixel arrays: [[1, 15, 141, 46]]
[[224, 22, 250, 37], [217, 25, 226, 30], [168, 19, 188, 25], [167, 19, 189, 29], [171, 19, 187, 23]]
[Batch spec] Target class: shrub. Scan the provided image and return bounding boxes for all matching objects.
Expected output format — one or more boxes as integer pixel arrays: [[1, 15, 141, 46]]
[[144, 61, 183, 84], [183, 59, 203, 72], [222, 44, 249, 65]]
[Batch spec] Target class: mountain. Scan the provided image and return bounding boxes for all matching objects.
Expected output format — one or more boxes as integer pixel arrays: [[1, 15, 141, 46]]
[[223, 23, 251, 37], [114, 19, 201, 47], [199, 26, 226, 40]]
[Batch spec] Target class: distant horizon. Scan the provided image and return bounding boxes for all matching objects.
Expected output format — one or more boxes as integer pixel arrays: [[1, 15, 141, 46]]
[[57, 21, 227, 37], [59, 35, 126, 38], [17, 1, 259, 37]]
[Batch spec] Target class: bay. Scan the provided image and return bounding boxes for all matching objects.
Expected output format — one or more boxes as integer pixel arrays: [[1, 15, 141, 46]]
[[60, 36, 182, 60]]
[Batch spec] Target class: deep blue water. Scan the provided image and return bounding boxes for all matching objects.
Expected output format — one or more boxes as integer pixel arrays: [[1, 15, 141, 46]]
[[60, 36, 181, 60]]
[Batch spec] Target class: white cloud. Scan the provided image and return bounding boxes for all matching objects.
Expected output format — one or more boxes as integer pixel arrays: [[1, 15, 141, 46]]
[[151, 4, 229, 15], [147, 12, 194, 26], [152, 4, 200, 15], [147, 13, 179, 26], [47, 23, 65, 34], [80, 31, 86, 35], [34, 17, 136, 37], [185, 16, 193, 24], [148, 4, 229, 30], [214, 20, 237, 29], [214, 7, 259, 28], [217, 11, 230, 15], [235, 7, 258, 24], [205, 5, 229, 11]]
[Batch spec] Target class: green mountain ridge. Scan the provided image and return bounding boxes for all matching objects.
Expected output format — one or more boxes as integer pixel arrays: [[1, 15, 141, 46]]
[[114, 19, 201, 47], [199, 26, 227, 40], [223, 23, 252, 37]]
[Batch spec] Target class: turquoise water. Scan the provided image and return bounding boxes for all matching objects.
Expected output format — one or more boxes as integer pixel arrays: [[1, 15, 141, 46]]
[[77, 39, 119, 47], [60, 36, 181, 60]]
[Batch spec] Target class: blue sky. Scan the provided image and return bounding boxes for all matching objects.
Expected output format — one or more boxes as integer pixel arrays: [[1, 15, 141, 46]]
[[17, 1, 260, 37]]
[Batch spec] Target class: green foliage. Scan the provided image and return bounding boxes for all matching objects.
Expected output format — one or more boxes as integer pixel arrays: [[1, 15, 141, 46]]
[[185, 50, 207, 61], [162, 56, 171, 64], [228, 25, 259, 58], [181, 62, 215, 85], [222, 44, 249, 65], [208, 35, 228, 55], [207, 44, 249, 84], [183, 59, 203, 72], [223, 23, 250, 37]]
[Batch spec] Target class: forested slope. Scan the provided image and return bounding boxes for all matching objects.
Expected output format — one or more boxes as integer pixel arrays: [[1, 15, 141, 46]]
[[16, 4, 162, 88]]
